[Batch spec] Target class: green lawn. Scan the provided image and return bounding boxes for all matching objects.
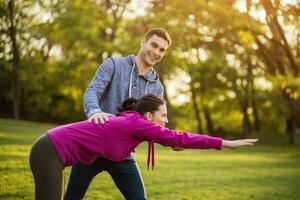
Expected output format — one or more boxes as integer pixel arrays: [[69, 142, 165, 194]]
[[0, 118, 300, 200]]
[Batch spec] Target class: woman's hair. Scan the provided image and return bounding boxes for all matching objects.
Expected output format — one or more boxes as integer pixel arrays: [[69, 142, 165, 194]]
[[118, 94, 165, 115]]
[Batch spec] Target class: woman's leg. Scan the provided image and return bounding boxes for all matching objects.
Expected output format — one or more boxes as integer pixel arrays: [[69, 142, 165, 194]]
[[29, 133, 64, 200], [107, 159, 147, 200]]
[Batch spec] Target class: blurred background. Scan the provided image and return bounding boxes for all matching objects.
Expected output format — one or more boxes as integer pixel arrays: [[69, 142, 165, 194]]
[[1, 0, 300, 142], [1, 1, 300, 199]]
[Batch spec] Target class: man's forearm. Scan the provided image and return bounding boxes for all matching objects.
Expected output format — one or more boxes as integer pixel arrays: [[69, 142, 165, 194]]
[[83, 88, 102, 117]]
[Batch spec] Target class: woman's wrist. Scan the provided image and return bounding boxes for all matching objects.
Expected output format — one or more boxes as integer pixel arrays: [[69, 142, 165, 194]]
[[222, 140, 230, 148]]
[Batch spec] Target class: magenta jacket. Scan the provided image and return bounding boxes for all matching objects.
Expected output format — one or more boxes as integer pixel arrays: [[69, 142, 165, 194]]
[[48, 111, 223, 168]]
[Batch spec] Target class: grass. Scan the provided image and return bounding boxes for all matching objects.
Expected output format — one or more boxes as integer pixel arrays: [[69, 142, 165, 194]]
[[0, 118, 300, 200]]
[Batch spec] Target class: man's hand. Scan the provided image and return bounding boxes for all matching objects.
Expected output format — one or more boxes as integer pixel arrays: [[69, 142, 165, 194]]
[[171, 147, 184, 151], [88, 112, 115, 124]]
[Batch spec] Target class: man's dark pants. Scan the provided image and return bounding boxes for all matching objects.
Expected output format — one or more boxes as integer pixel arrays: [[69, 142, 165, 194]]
[[64, 157, 147, 200]]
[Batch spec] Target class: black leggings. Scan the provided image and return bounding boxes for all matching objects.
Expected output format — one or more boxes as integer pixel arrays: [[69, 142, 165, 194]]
[[64, 158, 147, 200], [29, 133, 64, 200], [30, 133, 147, 200]]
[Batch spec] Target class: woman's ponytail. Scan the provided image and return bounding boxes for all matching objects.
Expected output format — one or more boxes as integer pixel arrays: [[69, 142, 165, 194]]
[[118, 97, 137, 112], [118, 94, 165, 115]]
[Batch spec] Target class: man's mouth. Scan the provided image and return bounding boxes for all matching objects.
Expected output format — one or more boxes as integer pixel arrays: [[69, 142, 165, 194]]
[[149, 55, 158, 62]]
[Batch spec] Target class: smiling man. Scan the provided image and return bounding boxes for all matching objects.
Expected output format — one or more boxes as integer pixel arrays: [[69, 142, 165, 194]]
[[64, 28, 172, 200]]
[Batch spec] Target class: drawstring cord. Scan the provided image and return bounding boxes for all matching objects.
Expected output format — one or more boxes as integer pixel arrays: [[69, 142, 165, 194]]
[[130, 60, 153, 170], [129, 63, 135, 98], [147, 141, 155, 170], [145, 81, 149, 94]]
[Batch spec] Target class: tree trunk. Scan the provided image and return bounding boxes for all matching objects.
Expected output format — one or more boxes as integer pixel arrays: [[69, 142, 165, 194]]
[[286, 115, 296, 145], [203, 106, 214, 135], [241, 80, 252, 136], [160, 76, 176, 129], [190, 83, 203, 133], [252, 100, 260, 131], [241, 101, 251, 136], [261, 0, 299, 76], [7, 0, 21, 119], [281, 88, 298, 145], [247, 58, 260, 131], [255, 37, 285, 75]]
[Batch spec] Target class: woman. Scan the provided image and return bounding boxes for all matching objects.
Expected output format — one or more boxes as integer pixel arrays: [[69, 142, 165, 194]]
[[29, 94, 257, 200]]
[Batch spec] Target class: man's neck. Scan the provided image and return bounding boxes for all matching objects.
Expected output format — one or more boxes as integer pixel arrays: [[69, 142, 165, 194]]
[[135, 55, 153, 76]]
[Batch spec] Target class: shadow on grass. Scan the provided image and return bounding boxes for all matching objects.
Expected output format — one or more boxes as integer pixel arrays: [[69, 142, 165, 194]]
[[0, 166, 30, 172], [0, 193, 28, 199], [0, 136, 37, 145], [0, 154, 26, 161]]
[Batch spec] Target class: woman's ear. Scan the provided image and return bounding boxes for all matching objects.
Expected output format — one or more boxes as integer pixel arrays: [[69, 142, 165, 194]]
[[144, 112, 153, 121]]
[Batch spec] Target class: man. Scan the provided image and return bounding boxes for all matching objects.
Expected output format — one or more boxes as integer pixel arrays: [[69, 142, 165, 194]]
[[64, 28, 172, 200]]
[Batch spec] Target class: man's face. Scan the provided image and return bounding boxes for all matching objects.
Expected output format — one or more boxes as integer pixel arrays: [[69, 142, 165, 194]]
[[140, 34, 169, 67]]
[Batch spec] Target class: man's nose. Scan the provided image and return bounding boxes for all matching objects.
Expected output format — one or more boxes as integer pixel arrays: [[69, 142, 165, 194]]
[[153, 48, 160, 56]]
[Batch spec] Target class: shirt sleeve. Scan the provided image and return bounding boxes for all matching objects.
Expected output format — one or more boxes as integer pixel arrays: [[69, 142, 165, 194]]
[[83, 58, 115, 118], [132, 117, 223, 150]]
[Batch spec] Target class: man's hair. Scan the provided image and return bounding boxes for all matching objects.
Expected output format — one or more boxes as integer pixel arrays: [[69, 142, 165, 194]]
[[144, 28, 172, 47]]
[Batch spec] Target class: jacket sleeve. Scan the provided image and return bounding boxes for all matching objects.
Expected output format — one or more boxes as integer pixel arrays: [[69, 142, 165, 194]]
[[83, 58, 115, 118], [158, 84, 164, 98], [132, 117, 223, 150]]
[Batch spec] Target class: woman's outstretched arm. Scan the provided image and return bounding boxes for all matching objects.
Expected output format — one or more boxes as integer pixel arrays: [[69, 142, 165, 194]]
[[222, 139, 258, 149], [132, 116, 258, 150]]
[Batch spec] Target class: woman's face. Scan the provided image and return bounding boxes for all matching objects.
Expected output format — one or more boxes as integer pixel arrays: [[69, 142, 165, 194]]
[[146, 104, 168, 127]]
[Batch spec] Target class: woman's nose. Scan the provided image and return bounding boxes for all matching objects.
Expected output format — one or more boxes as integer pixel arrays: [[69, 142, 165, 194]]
[[165, 118, 168, 124]]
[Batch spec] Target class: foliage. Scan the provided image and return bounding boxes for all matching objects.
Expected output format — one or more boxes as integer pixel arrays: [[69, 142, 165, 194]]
[[0, 0, 299, 136]]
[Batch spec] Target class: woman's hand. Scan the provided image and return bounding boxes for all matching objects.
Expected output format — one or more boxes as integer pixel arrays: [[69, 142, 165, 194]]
[[222, 139, 258, 149]]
